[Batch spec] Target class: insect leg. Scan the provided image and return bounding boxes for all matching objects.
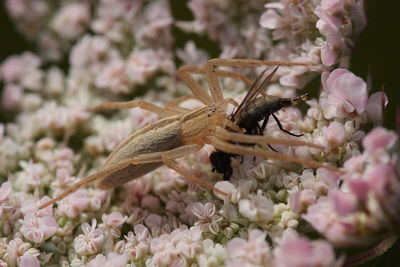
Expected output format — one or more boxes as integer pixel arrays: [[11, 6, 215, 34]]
[[258, 115, 279, 152], [259, 115, 270, 134], [272, 114, 303, 137], [87, 100, 176, 117], [207, 136, 344, 174]]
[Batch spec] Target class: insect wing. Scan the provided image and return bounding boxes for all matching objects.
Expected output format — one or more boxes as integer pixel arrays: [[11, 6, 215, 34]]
[[231, 66, 279, 122]]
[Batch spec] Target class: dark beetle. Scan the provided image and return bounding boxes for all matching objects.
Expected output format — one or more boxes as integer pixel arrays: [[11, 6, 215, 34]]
[[210, 66, 308, 180]]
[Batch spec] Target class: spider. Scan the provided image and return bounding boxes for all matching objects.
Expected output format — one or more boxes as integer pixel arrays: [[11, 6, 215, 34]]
[[40, 58, 342, 209]]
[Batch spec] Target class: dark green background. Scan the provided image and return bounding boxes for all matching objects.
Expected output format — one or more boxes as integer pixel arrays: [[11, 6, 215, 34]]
[[1, 0, 399, 266]]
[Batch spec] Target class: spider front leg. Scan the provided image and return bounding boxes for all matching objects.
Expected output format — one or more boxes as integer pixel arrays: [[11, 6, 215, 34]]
[[177, 64, 257, 105], [87, 100, 176, 117], [164, 95, 201, 114], [203, 58, 312, 104]]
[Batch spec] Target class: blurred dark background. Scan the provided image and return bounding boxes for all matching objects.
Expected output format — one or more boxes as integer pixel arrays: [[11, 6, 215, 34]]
[[0, 0, 399, 265]]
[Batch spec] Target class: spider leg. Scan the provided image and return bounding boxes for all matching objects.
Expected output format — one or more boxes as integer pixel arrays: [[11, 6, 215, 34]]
[[164, 95, 199, 114], [38, 144, 227, 209], [207, 136, 344, 174], [213, 126, 324, 150], [87, 100, 176, 117]]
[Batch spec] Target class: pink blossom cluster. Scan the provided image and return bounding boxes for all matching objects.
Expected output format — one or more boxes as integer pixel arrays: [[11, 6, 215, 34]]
[[5, 0, 90, 61], [258, 0, 366, 87], [304, 127, 399, 246], [177, 0, 270, 59], [315, 0, 366, 66], [1, 0, 398, 266]]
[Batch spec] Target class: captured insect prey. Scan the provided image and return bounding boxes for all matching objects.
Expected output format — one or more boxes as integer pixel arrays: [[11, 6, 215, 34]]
[[210, 67, 309, 180], [39, 59, 342, 209]]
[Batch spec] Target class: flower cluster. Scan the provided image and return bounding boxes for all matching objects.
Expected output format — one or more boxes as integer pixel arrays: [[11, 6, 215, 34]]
[[0, 0, 397, 266]]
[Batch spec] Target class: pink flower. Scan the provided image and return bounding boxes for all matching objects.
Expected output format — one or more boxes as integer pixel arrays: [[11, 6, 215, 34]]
[[149, 236, 178, 265], [273, 235, 335, 267], [238, 194, 274, 222], [315, 0, 366, 66], [362, 127, 397, 154], [91, 0, 133, 42], [74, 219, 105, 255], [141, 195, 161, 212], [0, 52, 41, 83], [87, 188, 108, 211], [1, 83, 23, 110], [343, 154, 366, 173], [226, 229, 270, 265], [17, 161, 45, 190], [102, 211, 127, 229], [51, 3, 90, 40], [323, 121, 346, 148], [36, 102, 89, 132], [18, 254, 40, 267], [135, 0, 173, 41], [101, 211, 127, 238], [20, 196, 54, 217], [364, 163, 397, 197], [87, 252, 127, 267], [129, 106, 160, 129], [95, 59, 130, 94], [69, 35, 114, 70], [151, 166, 186, 193], [57, 189, 91, 218], [302, 196, 361, 246], [330, 189, 358, 215], [176, 41, 208, 65], [260, 8, 281, 30], [189, 202, 222, 234], [19, 211, 58, 243], [347, 178, 369, 201], [0, 181, 12, 217], [123, 178, 151, 207], [149, 226, 202, 265], [145, 213, 163, 231], [320, 69, 368, 119], [290, 189, 317, 213], [7, 237, 39, 267], [260, 1, 317, 43], [125, 48, 174, 85], [175, 227, 203, 259], [214, 181, 235, 201], [124, 224, 150, 259], [366, 91, 388, 123]]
